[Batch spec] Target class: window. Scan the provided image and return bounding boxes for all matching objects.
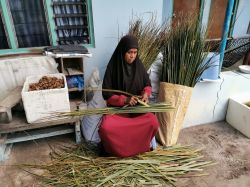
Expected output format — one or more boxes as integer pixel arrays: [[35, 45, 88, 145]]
[[0, 0, 94, 55], [52, 0, 90, 45], [0, 17, 8, 49], [9, 0, 50, 47]]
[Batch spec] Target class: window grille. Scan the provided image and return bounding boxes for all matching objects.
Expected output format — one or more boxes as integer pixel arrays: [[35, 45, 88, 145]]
[[0, 17, 8, 49], [52, 0, 90, 45], [0, 0, 94, 54], [8, 0, 50, 47]]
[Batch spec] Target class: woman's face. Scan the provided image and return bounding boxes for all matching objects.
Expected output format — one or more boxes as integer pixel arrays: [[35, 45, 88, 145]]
[[125, 48, 138, 64]]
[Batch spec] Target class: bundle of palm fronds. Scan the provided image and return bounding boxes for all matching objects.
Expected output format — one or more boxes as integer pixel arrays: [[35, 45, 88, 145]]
[[22, 144, 213, 186], [161, 15, 210, 87], [51, 102, 174, 119], [128, 16, 169, 70]]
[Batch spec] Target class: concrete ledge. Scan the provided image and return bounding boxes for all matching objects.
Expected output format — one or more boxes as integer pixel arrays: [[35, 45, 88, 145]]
[[183, 71, 250, 128]]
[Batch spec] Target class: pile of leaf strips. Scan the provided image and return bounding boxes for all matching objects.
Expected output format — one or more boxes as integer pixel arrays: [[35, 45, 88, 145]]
[[22, 144, 213, 186]]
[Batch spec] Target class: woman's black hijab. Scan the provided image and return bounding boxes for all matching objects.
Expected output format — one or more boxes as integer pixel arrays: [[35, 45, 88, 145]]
[[102, 35, 151, 100]]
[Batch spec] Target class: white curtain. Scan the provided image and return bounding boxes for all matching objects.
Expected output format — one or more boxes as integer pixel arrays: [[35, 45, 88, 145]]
[[0, 56, 58, 100]]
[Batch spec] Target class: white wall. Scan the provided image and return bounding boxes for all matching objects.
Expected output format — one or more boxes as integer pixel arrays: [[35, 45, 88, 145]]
[[84, 0, 163, 81], [183, 71, 250, 127], [232, 0, 250, 37], [84, 0, 250, 82]]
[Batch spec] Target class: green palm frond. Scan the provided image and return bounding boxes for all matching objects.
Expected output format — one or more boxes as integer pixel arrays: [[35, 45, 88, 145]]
[[161, 15, 211, 87], [51, 102, 174, 119]]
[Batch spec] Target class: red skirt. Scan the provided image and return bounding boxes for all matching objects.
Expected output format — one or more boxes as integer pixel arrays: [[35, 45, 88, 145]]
[[99, 113, 159, 157]]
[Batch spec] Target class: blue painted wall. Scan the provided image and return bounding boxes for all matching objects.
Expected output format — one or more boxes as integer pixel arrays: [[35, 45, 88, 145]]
[[85, 0, 163, 82], [232, 0, 250, 37]]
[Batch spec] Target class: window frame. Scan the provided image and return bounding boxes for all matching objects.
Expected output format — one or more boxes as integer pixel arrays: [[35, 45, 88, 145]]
[[0, 0, 95, 56]]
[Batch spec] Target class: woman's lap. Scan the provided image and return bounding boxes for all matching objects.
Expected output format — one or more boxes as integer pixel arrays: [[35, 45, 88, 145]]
[[99, 113, 159, 157]]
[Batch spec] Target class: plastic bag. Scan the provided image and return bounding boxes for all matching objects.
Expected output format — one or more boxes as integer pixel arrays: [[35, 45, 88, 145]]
[[81, 83, 106, 143], [85, 68, 101, 101], [66, 75, 84, 90], [147, 53, 163, 102]]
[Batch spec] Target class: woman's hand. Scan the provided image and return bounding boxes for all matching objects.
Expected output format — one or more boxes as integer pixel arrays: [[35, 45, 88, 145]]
[[125, 96, 138, 106], [140, 92, 149, 103]]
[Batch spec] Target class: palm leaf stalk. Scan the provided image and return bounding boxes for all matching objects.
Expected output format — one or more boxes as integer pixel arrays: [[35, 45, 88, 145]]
[[52, 103, 174, 118], [41, 88, 174, 121], [87, 87, 150, 106], [161, 15, 211, 87], [128, 15, 169, 70], [21, 144, 214, 187]]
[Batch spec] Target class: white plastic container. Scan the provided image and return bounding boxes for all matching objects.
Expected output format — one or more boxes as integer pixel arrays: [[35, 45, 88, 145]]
[[226, 92, 250, 138], [22, 73, 70, 123]]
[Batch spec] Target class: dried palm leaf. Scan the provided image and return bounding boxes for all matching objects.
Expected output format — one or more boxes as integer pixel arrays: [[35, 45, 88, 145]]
[[128, 15, 169, 70], [51, 102, 174, 119], [21, 144, 214, 187]]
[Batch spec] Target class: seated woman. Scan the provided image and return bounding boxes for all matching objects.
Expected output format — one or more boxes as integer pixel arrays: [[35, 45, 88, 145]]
[[99, 35, 159, 157]]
